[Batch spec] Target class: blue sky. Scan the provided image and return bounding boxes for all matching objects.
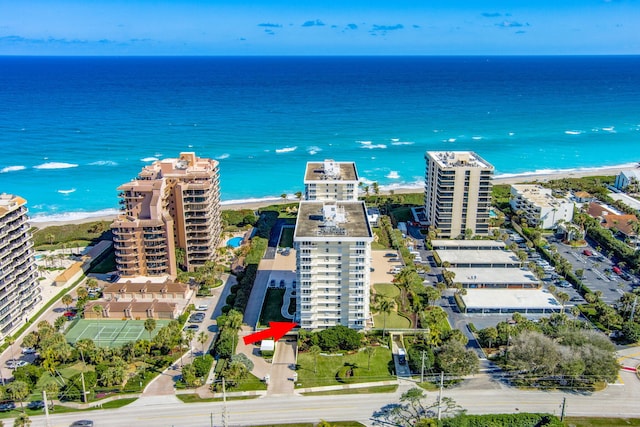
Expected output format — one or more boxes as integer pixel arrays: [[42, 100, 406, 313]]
[[1, 0, 638, 55]]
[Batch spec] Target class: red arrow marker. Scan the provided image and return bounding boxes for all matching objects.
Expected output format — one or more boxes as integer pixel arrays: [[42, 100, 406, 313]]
[[243, 322, 297, 346]]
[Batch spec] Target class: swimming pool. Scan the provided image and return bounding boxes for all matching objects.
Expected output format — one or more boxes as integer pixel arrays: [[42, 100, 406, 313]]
[[227, 237, 243, 248]]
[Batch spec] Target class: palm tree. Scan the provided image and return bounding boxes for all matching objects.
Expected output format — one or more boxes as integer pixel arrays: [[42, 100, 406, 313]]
[[197, 331, 208, 355], [557, 292, 570, 314], [309, 345, 321, 374], [376, 297, 394, 338], [364, 346, 376, 371], [61, 294, 73, 311], [226, 310, 243, 353], [294, 191, 303, 201], [8, 380, 29, 412], [185, 329, 196, 360], [76, 286, 88, 301], [44, 381, 59, 409], [280, 193, 287, 202], [144, 318, 157, 340], [47, 233, 55, 245], [13, 413, 31, 426]]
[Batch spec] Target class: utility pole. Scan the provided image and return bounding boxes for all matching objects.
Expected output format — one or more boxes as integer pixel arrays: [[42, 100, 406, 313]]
[[80, 349, 88, 403], [421, 350, 426, 383], [210, 412, 213, 427], [222, 377, 228, 427], [43, 390, 51, 427], [630, 295, 638, 323], [436, 371, 444, 421], [560, 397, 567, 421]]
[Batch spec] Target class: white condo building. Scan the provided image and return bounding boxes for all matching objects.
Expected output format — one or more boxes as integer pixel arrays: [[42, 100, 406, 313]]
[[304, 160, 359, 201], [293, 201, 373, 330], [0, 194, 40, 337], [424, 151, 494, 238], [510, 184, 574, 229]]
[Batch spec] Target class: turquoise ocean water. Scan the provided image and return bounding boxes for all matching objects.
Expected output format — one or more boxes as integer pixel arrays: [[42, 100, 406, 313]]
[[0, 56, 639, 221]]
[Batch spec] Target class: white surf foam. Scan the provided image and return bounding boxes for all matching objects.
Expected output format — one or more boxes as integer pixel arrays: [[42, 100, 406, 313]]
[[0, 165, 26, 173], [57, 188, 76, 195], [358, 141, 387, 149], [494, 162, 640, 180], [564, 130, 583, 135], [472, 136, 483, 140], [275, 146, 297, 153], [141, 157, 159, 162], [391, 138, 400, 142], [447, 138, 456, 142], [386, 171, 400, 179], [33, 162, 79, 170], [216, 153, 230, 160], [306, 146, 322, 155], [391, 141, 414, 146], [88, 160, 118, 166], [29, 208, 121, 224]]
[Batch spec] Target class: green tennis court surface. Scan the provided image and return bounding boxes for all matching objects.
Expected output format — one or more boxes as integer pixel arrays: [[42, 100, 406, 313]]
[[65, 319, 171, 348]]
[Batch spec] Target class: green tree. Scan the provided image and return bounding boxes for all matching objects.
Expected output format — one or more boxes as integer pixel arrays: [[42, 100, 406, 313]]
[[4, 335, 16, 362], [13, 413, 31, 427], [197, 331, 208, 355], [7, 380, 30, 412], [144, 318, 157, 340], [76, 286, 88, 301], [309, 345, 321, 374], [372, 387, 463, 426], [44, 382, 59, 409], [364, 346, 376, 371], [61, 294, 73, 310], [437, 341, 479, 376], [376, 296, 395, 338], [477, 327, 498, 348]]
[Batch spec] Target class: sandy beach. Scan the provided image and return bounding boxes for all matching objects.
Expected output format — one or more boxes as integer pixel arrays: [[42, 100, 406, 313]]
[[28, 165, 632, 229]]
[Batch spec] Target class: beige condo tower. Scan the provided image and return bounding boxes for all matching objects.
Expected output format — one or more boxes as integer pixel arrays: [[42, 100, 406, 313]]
[[424, 151, 494, 238], [111, 152, 222, 278]]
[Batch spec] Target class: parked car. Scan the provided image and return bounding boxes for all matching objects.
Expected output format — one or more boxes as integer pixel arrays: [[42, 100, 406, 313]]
[[613, 266, 622, 275], [184, 324, 200, 331], [582, 249, 593, 257], [384, 253, 397, 257], [0, 401, 15, 412], [70, 420, 94, 427], [195, 305, 208, 312], [27, 400, 47, 410], [21, 347, 37, 354], [6, 359, 28, 369]]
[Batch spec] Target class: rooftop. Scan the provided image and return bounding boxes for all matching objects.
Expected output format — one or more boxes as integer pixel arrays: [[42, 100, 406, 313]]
[[431, 240, 506, 250], [304, 160, 359, 182], [0, 193, 26, 217], [461, 288, 560, 310], [447, 267, 540, 285], [609, 192, 640, 212], [426, 151, 493, 170], [294, 201, 372, 239], [437, 249, 521, 266], [511, 184, 571, 208]]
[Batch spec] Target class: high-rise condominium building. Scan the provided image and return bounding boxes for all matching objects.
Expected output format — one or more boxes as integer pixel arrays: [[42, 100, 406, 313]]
[[424, 151, 494, 238], [111, 152, 221, 277], [293, 201, 373, 330], [304, 160, 359, 201], [0, 194, 40, 336]]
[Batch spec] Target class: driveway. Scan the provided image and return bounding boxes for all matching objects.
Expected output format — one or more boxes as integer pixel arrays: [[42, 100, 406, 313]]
[[269, 339, 297, 395]]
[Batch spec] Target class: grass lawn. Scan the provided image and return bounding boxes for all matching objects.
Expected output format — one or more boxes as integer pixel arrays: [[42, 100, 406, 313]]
[[177, 394, 258, 403], [564, 418, 640, 426], [373, 283, 400, 299], [279, 227, 294, 248], [255, 423, 364, 427], [302, 384, 398, 396], [230, 373, 268, 392], [373, 311, 411, 329], [296, 346, 395, 388], [259, 288, 287, 326]]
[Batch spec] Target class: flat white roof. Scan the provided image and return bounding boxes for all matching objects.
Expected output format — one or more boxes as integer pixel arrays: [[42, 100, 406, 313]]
[[432, 240, 506, 249], [448, 268, 539, 285], [117, 275, 170, 284], [438, 250, 520, 266], [609, 192, 640, 212], [461, 289, 560, 310], [260, 339, 275, 351]]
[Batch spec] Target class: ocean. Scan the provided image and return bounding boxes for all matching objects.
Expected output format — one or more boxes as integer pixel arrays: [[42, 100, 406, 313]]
[[1, 56, 639, 222]]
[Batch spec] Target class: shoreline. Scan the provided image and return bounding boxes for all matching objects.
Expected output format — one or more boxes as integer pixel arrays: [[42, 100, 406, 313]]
[[28, 164, 633, 229]]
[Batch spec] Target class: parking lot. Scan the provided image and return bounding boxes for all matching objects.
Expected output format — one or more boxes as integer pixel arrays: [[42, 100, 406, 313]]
[[548, 236, 636, 305]]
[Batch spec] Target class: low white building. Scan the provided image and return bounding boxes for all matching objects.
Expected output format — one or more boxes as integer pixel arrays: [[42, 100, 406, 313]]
[[510, 184, 574, 229]]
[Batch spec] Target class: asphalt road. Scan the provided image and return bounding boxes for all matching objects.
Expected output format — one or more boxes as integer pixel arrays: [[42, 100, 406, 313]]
[[18, 366, 640, 426]]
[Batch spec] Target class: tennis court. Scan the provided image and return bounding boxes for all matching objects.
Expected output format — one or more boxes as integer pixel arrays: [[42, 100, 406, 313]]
[[65, 319, 171, 348]]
